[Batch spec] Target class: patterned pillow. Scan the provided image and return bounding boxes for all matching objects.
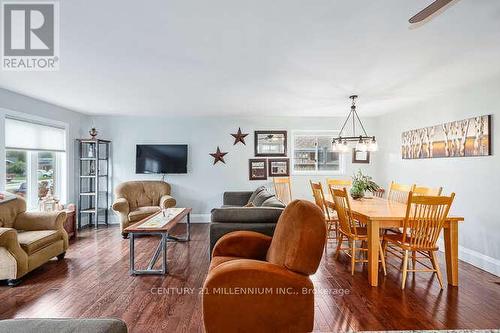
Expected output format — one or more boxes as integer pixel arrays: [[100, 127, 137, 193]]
[[261, 197, 286, 208], [252, 189, 274, 207], [247, 186, 266, 204]]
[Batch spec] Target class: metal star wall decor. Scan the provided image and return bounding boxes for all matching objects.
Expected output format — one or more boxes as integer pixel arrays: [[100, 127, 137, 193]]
[[209, 146, 228, 165], [230, 127, 249, 145]]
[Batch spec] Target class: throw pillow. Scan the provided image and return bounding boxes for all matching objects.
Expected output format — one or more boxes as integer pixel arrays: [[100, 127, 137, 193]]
[[247, 186, 266, 204], [252, 188, 274, 207], [244, 202, 255, 208], [261, 197, 286, 208]]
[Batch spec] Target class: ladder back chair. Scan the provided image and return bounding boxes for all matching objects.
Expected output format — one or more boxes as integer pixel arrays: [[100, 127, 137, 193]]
[[325, 179, 352, 206], [326, 178, 352, 189], [413, 186, 443, 196], [373, 188, 385, 198], [382, 192, 455, 289], [273, 177, 292, 205], [310, 181, 337, 243], [388, 181, 416, 204], [331, 187, 386, 276]]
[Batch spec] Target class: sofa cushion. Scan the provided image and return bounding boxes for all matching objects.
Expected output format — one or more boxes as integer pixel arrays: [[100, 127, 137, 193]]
[[247, 186, 266, 204], [261, 197, 286, 208], [220, 205, 240, 208], [128, 206, 161, 222], [211, 207, 283, 224], [17, 230, 60, 255], [251, 189, 274, 207]]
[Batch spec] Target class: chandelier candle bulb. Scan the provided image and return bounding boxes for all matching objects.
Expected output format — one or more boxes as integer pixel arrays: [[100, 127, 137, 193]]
[[367, 137, 378, 152]]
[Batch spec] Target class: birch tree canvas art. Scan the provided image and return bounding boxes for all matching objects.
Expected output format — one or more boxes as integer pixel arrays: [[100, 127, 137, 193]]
[[402, 115, 491, 159]]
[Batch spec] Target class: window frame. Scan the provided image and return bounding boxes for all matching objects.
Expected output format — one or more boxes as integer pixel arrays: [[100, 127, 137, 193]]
[[291, 130, 345, 176], [1, 110, 68, 210]]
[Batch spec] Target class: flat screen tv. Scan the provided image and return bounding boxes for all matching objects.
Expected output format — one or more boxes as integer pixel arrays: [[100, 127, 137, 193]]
[[136, 144, 188, 174]]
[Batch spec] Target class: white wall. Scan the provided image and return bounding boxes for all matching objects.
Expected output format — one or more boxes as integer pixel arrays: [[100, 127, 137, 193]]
[[0, 88, 90, 203], [375, 79, 500, 276], [92, 115, 378, 221]]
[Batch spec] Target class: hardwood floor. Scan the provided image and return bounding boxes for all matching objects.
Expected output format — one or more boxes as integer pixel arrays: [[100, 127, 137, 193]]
[[1, 225, 499, 332]]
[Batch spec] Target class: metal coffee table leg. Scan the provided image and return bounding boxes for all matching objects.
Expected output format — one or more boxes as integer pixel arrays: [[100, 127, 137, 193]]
[[166, 212, 191, 242], [129, 232, 168, 275], [129, 233, 135, 275]]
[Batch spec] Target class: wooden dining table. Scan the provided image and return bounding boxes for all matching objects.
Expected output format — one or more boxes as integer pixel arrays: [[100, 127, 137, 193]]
[[325, 196, 464, 287]]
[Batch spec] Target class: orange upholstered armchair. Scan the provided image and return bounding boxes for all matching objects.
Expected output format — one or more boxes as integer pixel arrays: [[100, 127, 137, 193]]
[[203, 200, 326, 333]]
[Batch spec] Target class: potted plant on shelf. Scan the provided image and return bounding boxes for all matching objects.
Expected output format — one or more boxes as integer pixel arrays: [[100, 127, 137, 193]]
[[350, 170, 380, 200]]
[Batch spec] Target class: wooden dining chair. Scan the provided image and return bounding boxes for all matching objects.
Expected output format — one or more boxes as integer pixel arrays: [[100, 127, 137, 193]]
[[373, 188, 385, 198], [326, 178, 352, 189], [273, 177, 292, 205], [332, 187, 386, 276], [310, 181, 337, 243], [326, 179, 352, 204], [413, 186, 443, 196], [382, 192, 455, 289], [388, 181, 416, 204]]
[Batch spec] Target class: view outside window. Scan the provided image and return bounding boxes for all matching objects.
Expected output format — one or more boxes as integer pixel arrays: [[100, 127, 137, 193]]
[[4, 118, 66, 210], [317, 136, 340, 171], [293, 135, 317, 172], [293, 133, 342, 174], [38, 152, 56, 199], [5, 150, 58, 205], [5, 150, 27, 198]]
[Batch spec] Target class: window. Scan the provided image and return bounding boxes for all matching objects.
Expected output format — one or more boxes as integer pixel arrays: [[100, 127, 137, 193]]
[[292, 131, 344, 174], [4, 118, 66, 209]]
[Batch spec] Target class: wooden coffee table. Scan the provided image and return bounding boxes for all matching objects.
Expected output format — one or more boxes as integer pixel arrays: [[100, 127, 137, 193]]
[[124, 208, 191, 275]]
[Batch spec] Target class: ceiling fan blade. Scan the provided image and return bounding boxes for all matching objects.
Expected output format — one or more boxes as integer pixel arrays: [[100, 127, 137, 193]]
[[409, 0, 455, 23]]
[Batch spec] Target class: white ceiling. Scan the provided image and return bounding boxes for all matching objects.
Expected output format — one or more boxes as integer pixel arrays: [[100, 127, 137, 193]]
[[1, 0, 500, 117]]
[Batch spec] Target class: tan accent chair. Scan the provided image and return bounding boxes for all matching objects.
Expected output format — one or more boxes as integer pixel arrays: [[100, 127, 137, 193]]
[[203, 200, 326, 333], [0, 196, 68, 286], [112, 181, 176, 238]]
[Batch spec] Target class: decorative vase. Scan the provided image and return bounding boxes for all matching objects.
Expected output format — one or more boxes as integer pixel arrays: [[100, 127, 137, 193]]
[[89, 128, 98, 139], [350, 188, 365, 200]]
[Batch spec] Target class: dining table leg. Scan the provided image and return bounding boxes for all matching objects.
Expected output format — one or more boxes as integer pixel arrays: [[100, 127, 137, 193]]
[[443, 222, 459, 286], [367, 219, 380, 287]]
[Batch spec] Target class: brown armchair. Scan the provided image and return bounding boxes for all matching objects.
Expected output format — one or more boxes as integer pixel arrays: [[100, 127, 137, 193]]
[[203, 200, 326, 333], [112, 181, 176, 238], [0, 197, 68, 286]]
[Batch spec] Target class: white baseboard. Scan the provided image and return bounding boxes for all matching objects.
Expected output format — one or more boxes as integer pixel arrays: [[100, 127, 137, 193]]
[[437, 239, 500, 277]]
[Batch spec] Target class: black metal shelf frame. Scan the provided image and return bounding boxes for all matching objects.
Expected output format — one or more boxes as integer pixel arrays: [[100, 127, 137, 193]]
[[77, 139, 111, 230]]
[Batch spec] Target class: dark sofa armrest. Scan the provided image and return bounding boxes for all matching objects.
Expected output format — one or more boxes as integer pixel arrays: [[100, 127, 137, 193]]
[[211, 207, 283, 223], [223, 191, 253, 206]]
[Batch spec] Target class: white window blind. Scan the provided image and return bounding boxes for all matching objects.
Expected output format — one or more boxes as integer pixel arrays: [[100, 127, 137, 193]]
[[5, 118, 66, 152]]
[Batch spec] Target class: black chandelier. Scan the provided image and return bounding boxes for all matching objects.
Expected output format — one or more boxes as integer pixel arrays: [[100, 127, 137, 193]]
[[332, 95, 378, 153]]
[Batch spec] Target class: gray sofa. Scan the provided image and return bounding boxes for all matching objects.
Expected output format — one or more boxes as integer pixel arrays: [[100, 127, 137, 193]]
[[209, 187, 285, 255]]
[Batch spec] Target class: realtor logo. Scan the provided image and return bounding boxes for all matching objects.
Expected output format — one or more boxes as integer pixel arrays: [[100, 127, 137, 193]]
[[2, 1, 59, 71]]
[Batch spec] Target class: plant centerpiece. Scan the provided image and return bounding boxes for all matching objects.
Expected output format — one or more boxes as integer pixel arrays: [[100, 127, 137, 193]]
[[350, 170, 380, 199]]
